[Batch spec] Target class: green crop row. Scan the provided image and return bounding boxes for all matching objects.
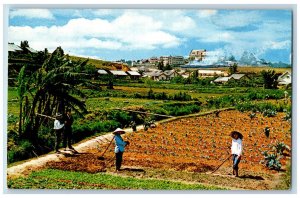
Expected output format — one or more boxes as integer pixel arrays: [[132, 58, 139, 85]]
[[8, 169, 226, 190]]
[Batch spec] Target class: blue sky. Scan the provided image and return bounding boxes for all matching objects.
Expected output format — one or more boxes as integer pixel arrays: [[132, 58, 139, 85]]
[[8, 9, 292, 63]]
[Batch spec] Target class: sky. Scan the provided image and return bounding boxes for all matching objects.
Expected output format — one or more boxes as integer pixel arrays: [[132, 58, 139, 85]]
[[8, 8, 292, 63]]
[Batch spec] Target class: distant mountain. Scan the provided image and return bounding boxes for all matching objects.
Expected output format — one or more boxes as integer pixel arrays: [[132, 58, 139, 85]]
[[269, 61, 291, 68], [238, 51, 290, 67], [239, 51, 260, 65]]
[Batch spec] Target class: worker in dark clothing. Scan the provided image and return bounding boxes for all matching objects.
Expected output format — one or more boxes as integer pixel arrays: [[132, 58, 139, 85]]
[[63, 108, 77, 152]]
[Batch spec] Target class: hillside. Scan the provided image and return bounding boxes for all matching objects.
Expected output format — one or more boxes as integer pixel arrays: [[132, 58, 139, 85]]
[[69, 55, 129, 71]]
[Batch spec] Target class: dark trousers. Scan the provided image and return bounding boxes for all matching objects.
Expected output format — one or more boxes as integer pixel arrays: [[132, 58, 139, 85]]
[[63, 126, 73, 148], [55, 129, 64, 151], [232, 154, 241, 170], [115, 152, 123, 171]]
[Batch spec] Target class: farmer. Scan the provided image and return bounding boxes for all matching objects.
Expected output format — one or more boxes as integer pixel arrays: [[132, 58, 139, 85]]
[[113, 128, 129, 172], [230, 131, 243, 177], [54, 113, 64, 153], [63, 108, 77, 152], [129, 120, 137, 132]]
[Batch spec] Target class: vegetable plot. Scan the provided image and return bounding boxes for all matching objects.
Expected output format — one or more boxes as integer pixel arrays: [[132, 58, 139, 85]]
[[47, 110, 291, 175], [123, 110, 291, 173]]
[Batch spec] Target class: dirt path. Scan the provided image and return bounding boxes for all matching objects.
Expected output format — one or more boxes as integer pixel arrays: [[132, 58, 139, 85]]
[[7, 126, 137, 179]]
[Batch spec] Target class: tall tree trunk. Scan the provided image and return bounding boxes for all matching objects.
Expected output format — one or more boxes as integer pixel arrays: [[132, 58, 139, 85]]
[[18, 99, 23, 136]]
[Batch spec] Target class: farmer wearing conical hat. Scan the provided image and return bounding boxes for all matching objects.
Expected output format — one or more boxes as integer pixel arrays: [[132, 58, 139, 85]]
[[113, 128, 129, 172], [230, 131, 243, 177]]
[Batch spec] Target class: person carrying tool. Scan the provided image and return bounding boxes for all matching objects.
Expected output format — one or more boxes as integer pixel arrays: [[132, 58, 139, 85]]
[[54, 113, 64, 153], [113, 128, 129, 172], [63, 108, 77, 153], [230, 131, 243, 177]]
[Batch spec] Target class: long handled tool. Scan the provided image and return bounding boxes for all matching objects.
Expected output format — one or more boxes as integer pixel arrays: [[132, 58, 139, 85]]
[[36, 113, 56, 120], [210, 154, 232, 174], [98, 137, 114, 160]]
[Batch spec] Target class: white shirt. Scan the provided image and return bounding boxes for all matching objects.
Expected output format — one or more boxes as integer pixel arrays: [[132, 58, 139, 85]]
[[231, 138, 242, 156], [54, 119, 64, 130]]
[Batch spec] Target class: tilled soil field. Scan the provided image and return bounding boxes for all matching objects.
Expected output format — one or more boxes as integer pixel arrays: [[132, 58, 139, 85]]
[[44, 110, 291, 190]]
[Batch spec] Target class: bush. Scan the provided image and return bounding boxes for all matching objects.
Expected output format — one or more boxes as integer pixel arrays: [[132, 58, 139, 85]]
[[236, 102, 288, 115], [172, 92, 192, 101], [72, 120, 120, 142], [262, 109, 277, 117], [160, 102, 201, 116], [262, 151, 282, 171], [8, 140, 34, 164], [274, 142, 290, 155], [8, 114, 18, 124], [107, 110, 131, 127], [133, 92, 143, 98]]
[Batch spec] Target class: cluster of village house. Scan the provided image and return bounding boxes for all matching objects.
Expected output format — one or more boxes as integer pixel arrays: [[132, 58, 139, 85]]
[[8, 43, 38, 55], [8, 43, 292, 85], [116, 49, 207, 67], [97, 68, 292, 85]]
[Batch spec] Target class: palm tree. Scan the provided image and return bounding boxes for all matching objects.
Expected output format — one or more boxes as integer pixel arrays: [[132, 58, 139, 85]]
[[17, 66, 28, 136], [18, 47, 93, 150], [261, 70, 279, 89]]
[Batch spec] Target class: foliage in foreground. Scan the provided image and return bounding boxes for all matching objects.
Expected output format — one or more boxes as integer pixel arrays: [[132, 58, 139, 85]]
[[7, 169, 226, 190], [261, 142, 290, 171]]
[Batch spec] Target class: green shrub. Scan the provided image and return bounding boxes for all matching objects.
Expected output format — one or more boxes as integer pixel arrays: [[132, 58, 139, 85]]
[[262, 151, 282, 171], [262, 109, 277, 117], [274, 142, 290, 155], [172, 92, 192, 101], [72, 120, 120, 142], [161, 102, 201, 116], [236, 102, 288, 115], [107, 110, 131, 127], [8, 114, 18, 124], [8, 140, 34, 164]]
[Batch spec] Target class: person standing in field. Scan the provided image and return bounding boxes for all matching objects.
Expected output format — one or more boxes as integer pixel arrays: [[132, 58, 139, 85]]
[[230, 131, 243, 177], [63, 108, 77, 152], [54, 113, 64, 153], [113, 128, 129, 172]]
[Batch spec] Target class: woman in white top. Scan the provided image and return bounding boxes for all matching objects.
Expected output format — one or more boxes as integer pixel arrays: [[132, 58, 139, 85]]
[[230, 131, 243, 177], [54, 113, 64, 153]]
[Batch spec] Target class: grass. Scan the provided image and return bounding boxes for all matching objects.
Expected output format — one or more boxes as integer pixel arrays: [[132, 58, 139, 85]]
[[7, 169, 226, 190], [114, 86, 227, 101], [86, 97, 164, 112], [275, 162, 291, 190], [7, 87, 19, 116], [69, 55, 110, 69]]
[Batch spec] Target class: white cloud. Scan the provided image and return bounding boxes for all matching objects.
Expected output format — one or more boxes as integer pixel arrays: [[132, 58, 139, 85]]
[[8, 9, 291, 61], [10, 9, 54, 19], [169, 15, 196, 32], [210, 11, 261, 29], [264, 40, 291, 50], [198, 10, 218, 18], [8, 12, 181, 53]]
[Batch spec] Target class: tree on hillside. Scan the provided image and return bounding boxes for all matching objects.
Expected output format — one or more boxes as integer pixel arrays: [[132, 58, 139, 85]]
[[157, 60, 164, 71], [164, 63, 172, 71], [229, 63, 238, 75], [17, 47, 93, 150], [20, 40, 29, 50], [17, 66, 28, 135], [187, 70, 199, 84], [261, 70, 280, 89]]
